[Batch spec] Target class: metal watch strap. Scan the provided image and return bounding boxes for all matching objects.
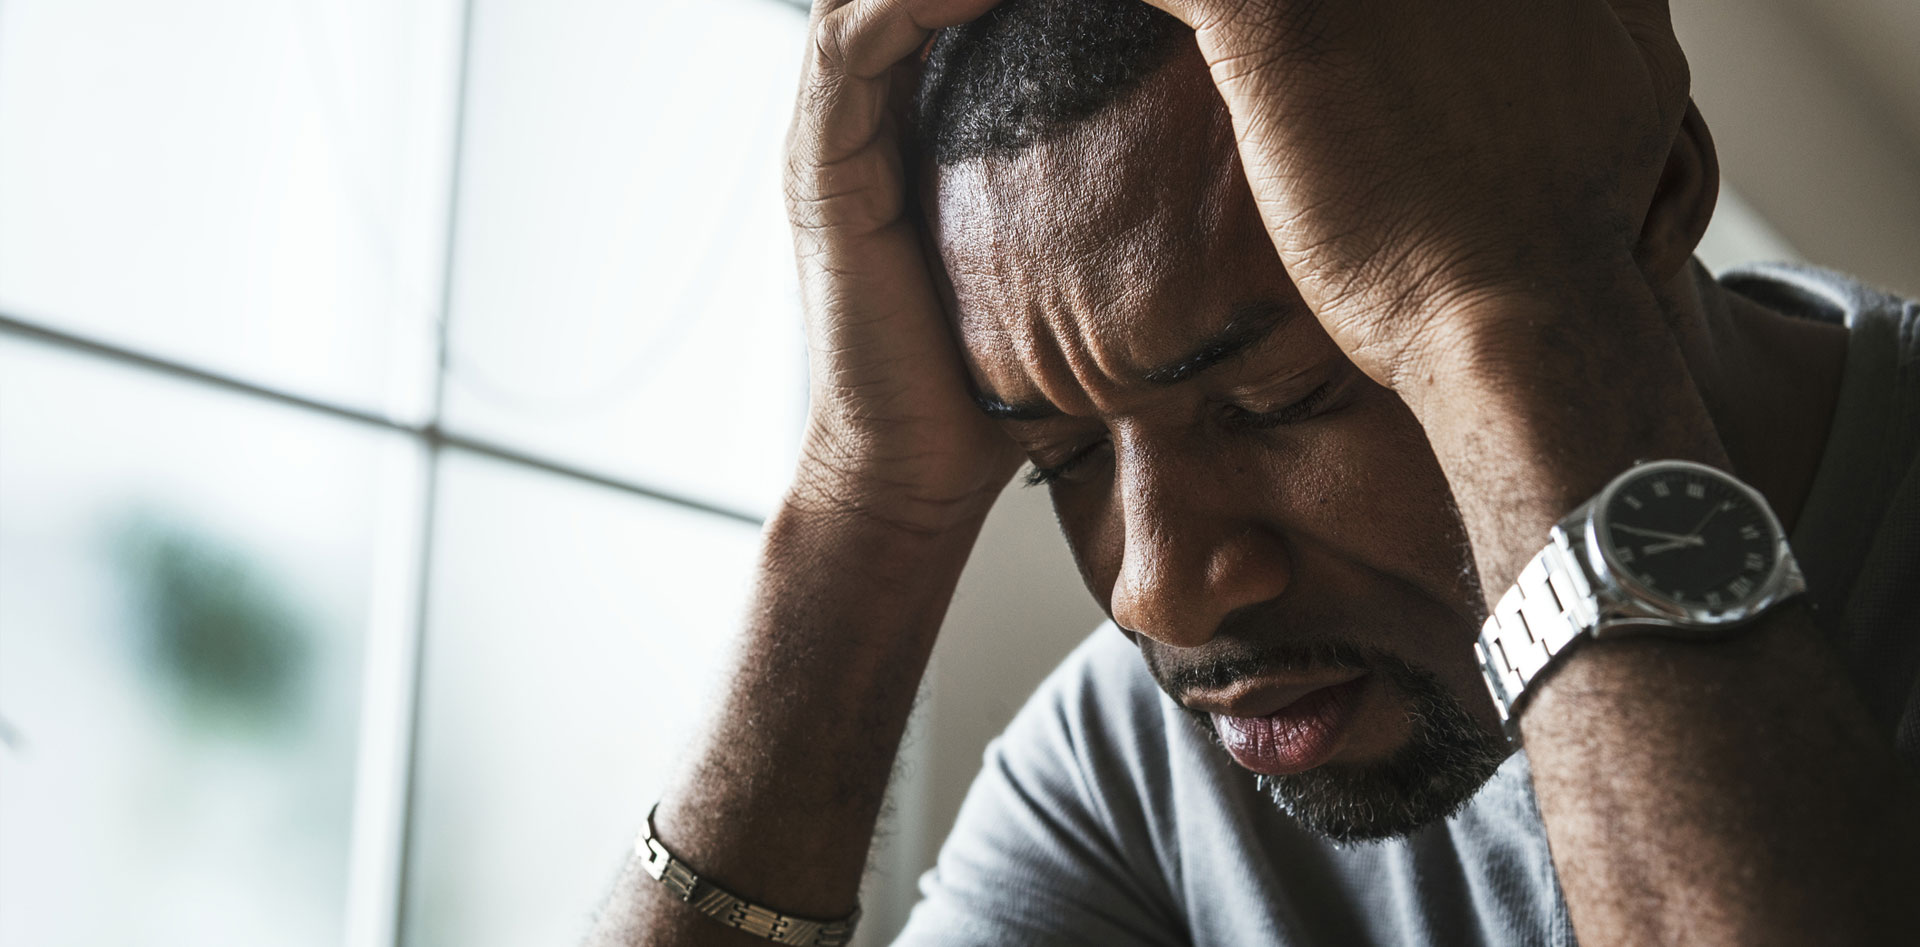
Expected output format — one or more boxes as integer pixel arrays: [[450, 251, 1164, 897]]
[[1474, 527, 1600, 738], [636, 804, 859, 947]]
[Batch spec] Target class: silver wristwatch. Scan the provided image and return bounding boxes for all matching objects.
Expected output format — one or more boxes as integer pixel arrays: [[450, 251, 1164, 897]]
[[1475, 459, 1806, 737]]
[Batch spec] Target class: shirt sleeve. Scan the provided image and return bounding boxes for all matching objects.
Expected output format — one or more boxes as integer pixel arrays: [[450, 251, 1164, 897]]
[[891, 631, 1189, 947]]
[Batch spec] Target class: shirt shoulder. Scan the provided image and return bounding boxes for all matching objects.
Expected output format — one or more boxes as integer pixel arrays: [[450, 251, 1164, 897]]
[[892, 626, 1189, 946], [1729, 263, 1920, 759]]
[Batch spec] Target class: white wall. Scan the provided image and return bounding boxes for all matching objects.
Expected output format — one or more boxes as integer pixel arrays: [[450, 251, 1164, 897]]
[[858, 481, 1103, 944], [1676, 0, 1920, 296]]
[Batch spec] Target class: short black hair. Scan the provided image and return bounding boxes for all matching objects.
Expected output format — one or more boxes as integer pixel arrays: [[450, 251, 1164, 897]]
[[912, 0, 1187, 166]]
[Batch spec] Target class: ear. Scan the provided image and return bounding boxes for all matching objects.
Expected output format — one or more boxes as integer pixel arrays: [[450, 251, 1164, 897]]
[[1636, 100, 1720, 282]]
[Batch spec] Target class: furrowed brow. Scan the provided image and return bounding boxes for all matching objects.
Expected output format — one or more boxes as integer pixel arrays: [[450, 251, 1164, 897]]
[[974, 392, 1061, 421], [971, 301, 1296, 420], [1141, 302, 1293, 386]]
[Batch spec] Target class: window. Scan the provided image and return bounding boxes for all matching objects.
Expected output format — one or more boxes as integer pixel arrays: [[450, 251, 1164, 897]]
[[0, 0, 807, 944]]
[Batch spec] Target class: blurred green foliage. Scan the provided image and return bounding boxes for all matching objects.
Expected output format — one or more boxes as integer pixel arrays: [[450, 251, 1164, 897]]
[[113, 513, 312, 737]]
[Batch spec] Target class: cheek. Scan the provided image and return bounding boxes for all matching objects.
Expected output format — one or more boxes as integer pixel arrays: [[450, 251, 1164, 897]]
[[1326, 392, 1479, 608], [1050, 464, 1131, 611]]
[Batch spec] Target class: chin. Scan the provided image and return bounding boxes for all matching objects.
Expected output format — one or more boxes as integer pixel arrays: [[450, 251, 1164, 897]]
[[1193, 655, 1510, 844], [1252, 749, 1505, 845]]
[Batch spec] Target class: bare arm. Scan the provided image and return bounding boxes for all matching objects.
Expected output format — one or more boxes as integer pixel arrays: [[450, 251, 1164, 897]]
[[1405, 275, 1920, 945], [587, 0, 1017, 943], [1134, 0, 1919, 940], [586, 492, 993, 945]]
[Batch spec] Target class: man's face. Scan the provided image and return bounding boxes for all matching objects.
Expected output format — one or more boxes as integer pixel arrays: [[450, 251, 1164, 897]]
[[926, 50, 1510, 841]]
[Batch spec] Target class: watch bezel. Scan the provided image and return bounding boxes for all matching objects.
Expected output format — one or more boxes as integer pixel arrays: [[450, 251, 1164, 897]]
[[1578, 459, 1803, 636]]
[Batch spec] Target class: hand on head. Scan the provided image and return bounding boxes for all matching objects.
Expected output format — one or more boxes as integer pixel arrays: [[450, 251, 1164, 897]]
[[785, 0, 1024, 534], [1132, 0, 1704, 388], [787, 0, 1713, 522]]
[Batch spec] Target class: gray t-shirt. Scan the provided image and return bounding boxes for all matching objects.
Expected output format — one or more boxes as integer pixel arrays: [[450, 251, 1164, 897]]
[[895, 263, 1920, 946]]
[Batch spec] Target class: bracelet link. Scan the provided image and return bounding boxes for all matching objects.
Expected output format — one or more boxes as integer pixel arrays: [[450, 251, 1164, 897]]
[[639, 836, 672, 883], [729, 902, 788, 939], [659, 860, 699, 902], [634, 803, 861, 947], [640, 834, 700, 903]]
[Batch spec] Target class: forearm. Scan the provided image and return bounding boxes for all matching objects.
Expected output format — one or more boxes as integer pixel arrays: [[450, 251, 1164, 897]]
[[1398, 262, 1725, 593], [1405, 266, 1918, 944], [1524, 605, 1915, 943], [587, 472, 995, 946]]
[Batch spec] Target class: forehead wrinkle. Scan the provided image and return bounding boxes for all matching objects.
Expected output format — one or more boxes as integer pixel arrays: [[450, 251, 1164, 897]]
[[935, 47, 1273, 415], [1022, 55, 1249, 382], [984, 148, 1187, 407], [973, 151, 1139, 417]]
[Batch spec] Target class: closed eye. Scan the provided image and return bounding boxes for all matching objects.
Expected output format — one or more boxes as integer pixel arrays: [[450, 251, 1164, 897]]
[[1023, 379, 1343, 487], [1222, 380, 1336, 430], [1024, 439, 1110, 487]]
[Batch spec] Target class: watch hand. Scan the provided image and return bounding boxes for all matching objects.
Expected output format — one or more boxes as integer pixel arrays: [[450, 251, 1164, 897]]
[[1610, 524, 1700, 544], [1642, 540, 1700, 555], [1686, 502, 1728, 538]]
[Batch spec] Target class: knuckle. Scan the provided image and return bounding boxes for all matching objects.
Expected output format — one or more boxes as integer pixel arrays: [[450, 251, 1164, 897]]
[[810, 9, 854, 73]]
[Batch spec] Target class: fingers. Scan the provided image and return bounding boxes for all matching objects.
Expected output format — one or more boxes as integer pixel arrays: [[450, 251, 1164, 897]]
[[811, 0, 996, 81], [1600, 0, 1672, 25], [1128, 0, 1259, 34], [1602, 0, 1691, 125], [790, 0, 1000, 176], [1127, 0, 1200, 28]]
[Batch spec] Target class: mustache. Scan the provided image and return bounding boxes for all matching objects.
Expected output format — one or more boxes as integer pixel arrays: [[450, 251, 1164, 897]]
[[1150, 639, 1375, 700]]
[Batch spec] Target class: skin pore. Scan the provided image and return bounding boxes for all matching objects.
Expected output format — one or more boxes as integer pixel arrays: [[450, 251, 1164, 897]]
[[924, 43, 1849, 838]]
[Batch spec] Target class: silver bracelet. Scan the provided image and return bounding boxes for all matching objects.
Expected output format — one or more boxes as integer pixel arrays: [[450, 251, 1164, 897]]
[[636, 803, 860, 947]]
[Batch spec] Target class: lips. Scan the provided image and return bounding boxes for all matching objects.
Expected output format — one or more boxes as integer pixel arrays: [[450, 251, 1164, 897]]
[[1208, 675, 1371, 776]]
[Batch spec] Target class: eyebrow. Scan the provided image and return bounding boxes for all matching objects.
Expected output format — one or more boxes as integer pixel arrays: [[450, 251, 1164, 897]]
[[973, 301, 1295, 421], [975, 392, 1062, 421], [1142, 303, 1291, 385]]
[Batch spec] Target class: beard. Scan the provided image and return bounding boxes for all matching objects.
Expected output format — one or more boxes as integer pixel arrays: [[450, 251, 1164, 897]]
[[1166, 645, 1509, 844]]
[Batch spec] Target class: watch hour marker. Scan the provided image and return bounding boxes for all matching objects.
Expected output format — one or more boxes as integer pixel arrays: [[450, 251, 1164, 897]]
[[1744, 552, 1766, 572], [1685, 482, 1705, 499], [1615, 547, 1635, 564], [1705, 591, 1722, 607], [1729, 576, 1755, 598], [1651, 480, 1671, 498], [1623, 495, 1644, 510], [1739, 524, 1761, 541]]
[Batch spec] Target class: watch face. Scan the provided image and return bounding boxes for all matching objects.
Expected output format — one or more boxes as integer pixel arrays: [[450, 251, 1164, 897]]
[[1598, 466, 1780, 612]]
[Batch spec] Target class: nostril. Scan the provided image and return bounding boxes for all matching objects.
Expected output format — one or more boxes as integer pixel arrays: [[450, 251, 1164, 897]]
[[1110, 556, 1213, 650], [1109, 521, 1293, 651]]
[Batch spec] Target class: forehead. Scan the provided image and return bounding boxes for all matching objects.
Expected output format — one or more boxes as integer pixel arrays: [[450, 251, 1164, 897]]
[[925, 48, 1301, 411]]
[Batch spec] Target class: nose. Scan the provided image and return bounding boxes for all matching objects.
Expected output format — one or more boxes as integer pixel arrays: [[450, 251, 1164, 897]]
[[1107, 450, 1292, 649]]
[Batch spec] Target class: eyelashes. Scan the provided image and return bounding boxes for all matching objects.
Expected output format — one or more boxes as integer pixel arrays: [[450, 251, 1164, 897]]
[[1220, 379, 1336, 429], [1022, 380, 1339, 488], [1024, 444, 1104, 487]]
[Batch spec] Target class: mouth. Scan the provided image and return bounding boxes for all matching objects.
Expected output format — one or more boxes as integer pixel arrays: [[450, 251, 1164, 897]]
[[1191, 672, 1373, 776]]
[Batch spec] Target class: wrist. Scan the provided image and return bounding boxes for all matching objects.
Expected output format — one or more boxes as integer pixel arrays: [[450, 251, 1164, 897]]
[[1393, 271, 1729, 592], [1391, 254, 1661, 403], [1402, 261, 1720, 462], [767, 457, 999, 616], [788, 431, 1013, 539]]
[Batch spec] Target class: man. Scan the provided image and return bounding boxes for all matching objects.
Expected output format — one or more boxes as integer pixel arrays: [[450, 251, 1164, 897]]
[[591, 0, 1919, 943]]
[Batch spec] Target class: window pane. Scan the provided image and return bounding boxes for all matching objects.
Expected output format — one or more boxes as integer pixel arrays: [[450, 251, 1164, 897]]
[[402, 450, 761, 947], [0, 0, 459, 421], [0, 338, 414, 946], [441, 0, 808, 516]]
